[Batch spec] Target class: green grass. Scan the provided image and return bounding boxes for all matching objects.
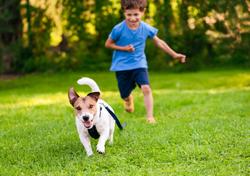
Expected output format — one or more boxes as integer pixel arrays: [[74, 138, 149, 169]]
[[0, 69, 249, 176]]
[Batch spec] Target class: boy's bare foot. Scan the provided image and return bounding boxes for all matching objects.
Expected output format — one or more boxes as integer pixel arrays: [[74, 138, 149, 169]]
[[147, 117, 156, 124], [124, 95, 134, 113]]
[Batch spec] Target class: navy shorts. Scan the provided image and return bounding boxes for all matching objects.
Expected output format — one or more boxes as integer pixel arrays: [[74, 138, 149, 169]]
[[115, 68, 150, 99]]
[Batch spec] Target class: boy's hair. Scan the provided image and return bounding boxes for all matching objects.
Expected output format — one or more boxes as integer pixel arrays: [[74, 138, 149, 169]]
[[121, 0, 147, 11]]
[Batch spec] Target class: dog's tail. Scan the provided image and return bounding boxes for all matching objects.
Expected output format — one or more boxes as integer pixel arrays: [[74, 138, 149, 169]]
[[77, 77, 100, 92]]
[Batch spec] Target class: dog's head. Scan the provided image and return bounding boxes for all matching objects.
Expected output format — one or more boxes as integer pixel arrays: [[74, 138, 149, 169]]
[[68, 87, 100, 129]]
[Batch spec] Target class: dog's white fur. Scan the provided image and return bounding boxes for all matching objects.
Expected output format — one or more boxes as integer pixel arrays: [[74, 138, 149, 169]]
[[68, 77, 115, 156]]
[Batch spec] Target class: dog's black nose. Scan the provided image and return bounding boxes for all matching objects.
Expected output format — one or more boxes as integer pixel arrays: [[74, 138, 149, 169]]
[[82, 115, 89, 121]]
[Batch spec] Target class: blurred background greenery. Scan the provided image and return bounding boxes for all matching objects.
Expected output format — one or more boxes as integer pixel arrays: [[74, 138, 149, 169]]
[[0, 0, 249, 73]]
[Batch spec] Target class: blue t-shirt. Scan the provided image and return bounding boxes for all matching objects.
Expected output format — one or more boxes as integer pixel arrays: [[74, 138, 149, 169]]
[[109, 20, 158, 71]]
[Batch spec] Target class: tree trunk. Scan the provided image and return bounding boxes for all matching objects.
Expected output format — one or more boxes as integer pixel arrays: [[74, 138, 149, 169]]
[[0, 0, 22, 73]]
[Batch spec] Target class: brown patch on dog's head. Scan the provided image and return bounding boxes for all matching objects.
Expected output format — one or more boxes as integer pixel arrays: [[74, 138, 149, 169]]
[[68, 88, 101, 116], [74, 96, 97, 115], [87, 92, 100, 102]]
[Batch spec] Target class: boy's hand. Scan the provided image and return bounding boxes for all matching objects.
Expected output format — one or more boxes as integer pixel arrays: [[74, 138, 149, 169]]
[[124, 44, 135, 52], [174, 53, 186, 63]]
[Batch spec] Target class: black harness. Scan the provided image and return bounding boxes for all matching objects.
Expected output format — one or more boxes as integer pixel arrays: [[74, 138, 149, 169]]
[[87, 125, 100, 139], [87, 104, 126, 139]]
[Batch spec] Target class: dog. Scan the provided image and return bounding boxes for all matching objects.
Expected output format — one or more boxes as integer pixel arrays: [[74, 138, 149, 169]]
[[68, 77, 115, 156]]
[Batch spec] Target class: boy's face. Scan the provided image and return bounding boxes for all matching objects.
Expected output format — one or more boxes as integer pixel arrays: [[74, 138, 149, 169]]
[[124, 8, 144, 28]]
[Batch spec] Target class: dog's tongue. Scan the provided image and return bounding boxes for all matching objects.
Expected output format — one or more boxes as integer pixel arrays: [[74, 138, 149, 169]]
[[84, 121, 91, 128]]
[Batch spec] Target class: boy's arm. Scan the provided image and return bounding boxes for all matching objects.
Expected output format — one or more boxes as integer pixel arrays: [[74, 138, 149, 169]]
[[153, 36, 186, 63], [105, 38, 135, 52]]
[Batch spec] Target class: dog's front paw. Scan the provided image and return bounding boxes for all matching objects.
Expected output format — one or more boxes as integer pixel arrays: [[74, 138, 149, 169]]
[[86, 151, 94, 157], [96, 145, 105, 154]]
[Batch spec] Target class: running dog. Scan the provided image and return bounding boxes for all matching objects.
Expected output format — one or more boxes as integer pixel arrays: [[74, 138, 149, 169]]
[[68, 77, 115, 156]]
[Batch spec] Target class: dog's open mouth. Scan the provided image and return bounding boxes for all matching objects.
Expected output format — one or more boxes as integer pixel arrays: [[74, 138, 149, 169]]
[[82, 121, 92, 129]]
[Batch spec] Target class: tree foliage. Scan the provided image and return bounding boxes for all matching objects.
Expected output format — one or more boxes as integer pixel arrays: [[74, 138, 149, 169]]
[[0, 0, 249, 73]]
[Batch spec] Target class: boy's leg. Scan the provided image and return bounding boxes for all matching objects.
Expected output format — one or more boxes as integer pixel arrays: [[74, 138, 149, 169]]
[[115, 70, 136, 112], [141, 85, 155, 123], [124, 94, 134, 113], [134, 68, 155, 123]]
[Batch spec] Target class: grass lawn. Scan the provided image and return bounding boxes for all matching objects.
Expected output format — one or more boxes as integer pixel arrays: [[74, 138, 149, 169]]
[[0, 69, 249, 176]]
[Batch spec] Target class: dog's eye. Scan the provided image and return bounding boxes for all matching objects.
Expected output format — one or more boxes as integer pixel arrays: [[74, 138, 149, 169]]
[[76, 106, 81, 111], [89, 105, 94, 109]]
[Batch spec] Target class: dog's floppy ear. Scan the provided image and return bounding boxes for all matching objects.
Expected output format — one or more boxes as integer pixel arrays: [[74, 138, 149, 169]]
[[68, 87, 79, 106], [87, 92, 100, 102]]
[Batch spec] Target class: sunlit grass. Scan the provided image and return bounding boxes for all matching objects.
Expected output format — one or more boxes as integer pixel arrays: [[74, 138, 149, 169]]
[[0, 69, 249, 175]]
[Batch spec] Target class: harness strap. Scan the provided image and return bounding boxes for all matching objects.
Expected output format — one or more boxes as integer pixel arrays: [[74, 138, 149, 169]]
[[88, 104, 126, 139], [103, 105, 126, 130]]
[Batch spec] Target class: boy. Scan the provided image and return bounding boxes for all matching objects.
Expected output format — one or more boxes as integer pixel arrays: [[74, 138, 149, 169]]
[[105, 0, 186, 123]]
